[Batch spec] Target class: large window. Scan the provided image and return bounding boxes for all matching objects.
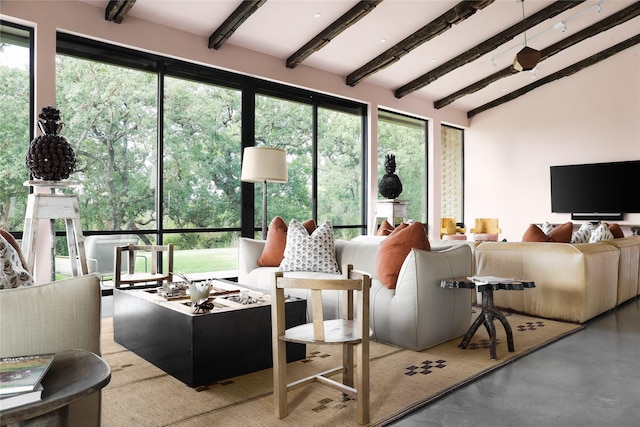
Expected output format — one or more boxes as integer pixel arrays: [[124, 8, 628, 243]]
[[49, 34, 366, 277], [377, 110, 427, 223], [317, 105, 364, 239], [56, 56, 158, 235], [0, 22, 32, 232], [254, 94, 313, 226], [254, 94, 365, 239], [441, 125, 464, 226], [162, 76, 243, 273]]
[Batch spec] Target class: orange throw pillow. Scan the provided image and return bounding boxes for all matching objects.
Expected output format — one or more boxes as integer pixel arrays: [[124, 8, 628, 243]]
[[375, 220, 394, 236], [257, 217, 317, 266], [301, 219, 317, 235], [548, 222, 573, 243], [258, 216, 288, 266], [375, 222, 430, 289], [392, 222, 409, 233], [607, 223, 625, 239], [523, 222, 573, 243], [522, 224, 550, 242]]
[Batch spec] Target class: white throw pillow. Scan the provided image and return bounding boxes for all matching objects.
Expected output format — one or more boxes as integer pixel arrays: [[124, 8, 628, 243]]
[[280, 219, 340, 273], [588, 223, 614, 243], [0, 235, 35, 289], [571, 222, 595, 243]]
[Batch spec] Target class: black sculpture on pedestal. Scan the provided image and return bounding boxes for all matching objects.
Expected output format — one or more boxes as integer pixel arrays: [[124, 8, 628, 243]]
[[379, 154, 403, 199]]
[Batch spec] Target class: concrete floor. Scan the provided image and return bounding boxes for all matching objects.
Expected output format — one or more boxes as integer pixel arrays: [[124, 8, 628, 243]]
[[101, 295, 640, 426], [389, 297, 640, 427]]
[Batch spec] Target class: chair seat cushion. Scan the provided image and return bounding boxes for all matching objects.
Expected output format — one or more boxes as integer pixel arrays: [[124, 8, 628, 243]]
[[442, 234, 467, 240], [473, 233, 499, 242], [283, 319, 364, 344]]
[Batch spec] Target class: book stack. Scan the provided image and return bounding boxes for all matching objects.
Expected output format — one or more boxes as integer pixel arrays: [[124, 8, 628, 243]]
[[0, 353, 55, 411]]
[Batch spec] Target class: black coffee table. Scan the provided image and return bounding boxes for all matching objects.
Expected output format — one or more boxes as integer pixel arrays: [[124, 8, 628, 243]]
[[114, 280, 306, 387], [441, 276, 535, 359]]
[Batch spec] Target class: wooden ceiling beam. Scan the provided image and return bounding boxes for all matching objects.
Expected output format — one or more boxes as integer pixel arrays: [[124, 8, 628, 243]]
[[105, 0, 137, 24], [394, 0, 585, 99], [209, 0, 267, 50], [435, 2, 640, 109], [346, 0, 494, 87], [286, 0, 382, 69], [467, 33, 640, 119]]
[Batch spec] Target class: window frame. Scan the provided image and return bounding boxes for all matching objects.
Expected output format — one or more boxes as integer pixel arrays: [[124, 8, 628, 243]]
[[377, 108, 429, 225], [0, 20, 34, 235], [441, 123, 465, 228], [54, 32, 368, 243]]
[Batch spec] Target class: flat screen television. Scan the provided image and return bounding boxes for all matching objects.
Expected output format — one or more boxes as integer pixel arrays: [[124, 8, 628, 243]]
[[550, 160, 640, 220]]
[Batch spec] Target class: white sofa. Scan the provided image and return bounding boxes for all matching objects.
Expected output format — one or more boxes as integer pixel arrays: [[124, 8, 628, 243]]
[[0, 275, 103, 427], [238, 237, 473, 351]]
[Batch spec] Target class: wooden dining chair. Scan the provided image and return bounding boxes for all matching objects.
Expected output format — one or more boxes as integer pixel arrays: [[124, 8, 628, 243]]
[[271, 264, 371, 425], [113, 243, 174, 289]]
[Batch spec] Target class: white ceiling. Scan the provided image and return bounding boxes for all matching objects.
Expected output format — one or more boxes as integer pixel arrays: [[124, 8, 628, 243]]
[[80, 0, 639, 115]]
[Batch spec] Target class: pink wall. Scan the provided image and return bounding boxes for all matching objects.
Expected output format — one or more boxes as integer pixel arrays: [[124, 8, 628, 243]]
[[2, 0, 467, 241], [466, 45, 640, 241], [3, 1, 638, 251]]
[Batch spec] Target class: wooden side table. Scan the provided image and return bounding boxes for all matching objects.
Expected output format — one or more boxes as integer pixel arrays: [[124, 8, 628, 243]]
[[441, 277, 535, 359], [0, 349, 111, 426]]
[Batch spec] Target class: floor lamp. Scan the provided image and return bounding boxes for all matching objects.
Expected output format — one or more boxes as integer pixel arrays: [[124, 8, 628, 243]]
[[241, 146, 288, 240]]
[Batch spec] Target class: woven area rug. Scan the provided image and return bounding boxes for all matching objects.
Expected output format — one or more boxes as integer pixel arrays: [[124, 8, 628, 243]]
[[101, 310, 583, 426]]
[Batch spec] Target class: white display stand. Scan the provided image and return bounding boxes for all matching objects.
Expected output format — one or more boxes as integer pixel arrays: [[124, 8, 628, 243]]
[[22, 181, 88, 278], [374, 199, 409, 227]]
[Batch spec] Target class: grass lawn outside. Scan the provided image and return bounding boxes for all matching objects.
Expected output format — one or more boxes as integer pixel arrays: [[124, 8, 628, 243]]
[[170, 247, 238, 274], [56, 247, 238, 281]]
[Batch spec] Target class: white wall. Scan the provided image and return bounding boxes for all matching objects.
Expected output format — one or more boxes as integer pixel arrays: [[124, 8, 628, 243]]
[[465, 45, 640, 241]]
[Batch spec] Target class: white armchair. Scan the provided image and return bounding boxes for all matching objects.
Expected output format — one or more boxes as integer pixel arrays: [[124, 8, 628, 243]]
[[239, 237, 473, 351], [1, 234, 103, 427]]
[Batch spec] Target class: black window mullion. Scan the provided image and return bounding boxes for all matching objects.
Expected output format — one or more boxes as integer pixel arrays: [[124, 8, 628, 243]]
[[241, 79, 257, 238], [312, 100, 319, 222], [157, 65, 165, 248], [54, 32, 368, 238]]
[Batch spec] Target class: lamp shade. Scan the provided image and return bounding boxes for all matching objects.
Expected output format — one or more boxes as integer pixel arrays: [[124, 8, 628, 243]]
[[241, 147, 288, 183]]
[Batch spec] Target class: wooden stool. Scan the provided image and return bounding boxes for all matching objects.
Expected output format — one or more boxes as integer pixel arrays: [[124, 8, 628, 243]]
[[22, 181, 88, 278]]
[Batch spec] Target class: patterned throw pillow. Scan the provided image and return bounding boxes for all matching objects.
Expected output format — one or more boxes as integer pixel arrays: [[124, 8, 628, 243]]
[[258, 217, 317, 267], [588, 223, 614, 243], [540, 222, 556, 234], [571, 222, 596, 243], [280, 220, 340, 274], [0, 234, 35, 289]]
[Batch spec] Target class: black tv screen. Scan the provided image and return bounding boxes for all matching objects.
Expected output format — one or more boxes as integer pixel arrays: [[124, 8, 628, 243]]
[[550, 160, 640, 215]]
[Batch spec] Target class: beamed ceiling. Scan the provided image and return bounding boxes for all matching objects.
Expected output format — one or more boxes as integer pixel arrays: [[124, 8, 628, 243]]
[[96, 0, 639, 118]]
